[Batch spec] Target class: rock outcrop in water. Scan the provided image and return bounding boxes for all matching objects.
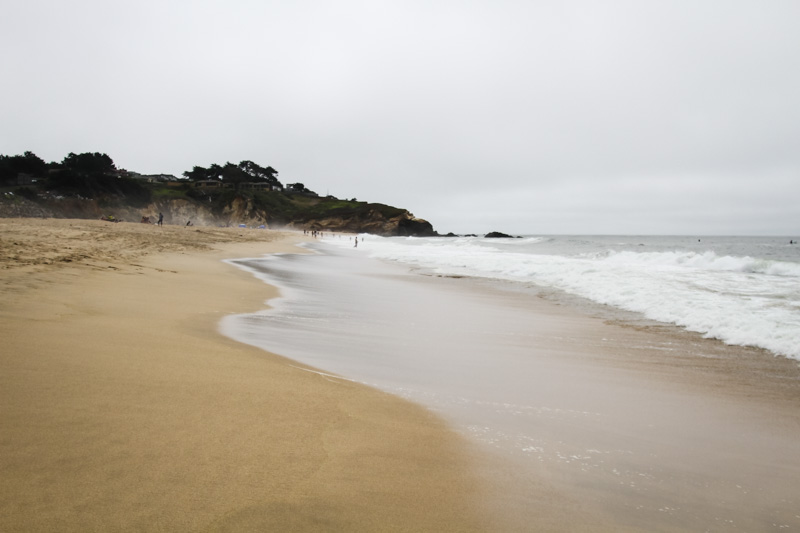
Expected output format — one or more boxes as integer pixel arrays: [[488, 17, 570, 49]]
[[485, 231, 519, 238]]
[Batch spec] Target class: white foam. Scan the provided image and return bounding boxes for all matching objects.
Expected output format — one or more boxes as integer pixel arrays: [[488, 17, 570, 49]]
[[330, 236, 800, 360]]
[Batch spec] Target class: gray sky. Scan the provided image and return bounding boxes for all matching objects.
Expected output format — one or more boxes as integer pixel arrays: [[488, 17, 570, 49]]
[[2, 0, 799, 235]]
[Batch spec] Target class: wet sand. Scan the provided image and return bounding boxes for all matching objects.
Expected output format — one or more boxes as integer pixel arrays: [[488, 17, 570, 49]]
[[225, 243, 800, 532], [0, 219, 486, 532]]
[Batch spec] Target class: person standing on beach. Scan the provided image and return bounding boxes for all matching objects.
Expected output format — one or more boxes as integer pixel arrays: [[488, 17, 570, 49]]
[[354, 236, 358, 248], [157, 213, 163, 226]]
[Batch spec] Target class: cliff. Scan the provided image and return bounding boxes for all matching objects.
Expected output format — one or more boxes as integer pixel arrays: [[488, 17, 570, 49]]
[[285, 209, 436, 236], [0, 188, 437, 237]]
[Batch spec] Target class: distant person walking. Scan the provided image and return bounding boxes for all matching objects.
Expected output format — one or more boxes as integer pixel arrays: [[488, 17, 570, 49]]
[[157, 212, 163, 226], [354, 236, 358, 248]]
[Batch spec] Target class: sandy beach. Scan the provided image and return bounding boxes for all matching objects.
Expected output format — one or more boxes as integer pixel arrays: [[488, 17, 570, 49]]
[[3, 218, 800, 532], [0, 219, 486, 532]]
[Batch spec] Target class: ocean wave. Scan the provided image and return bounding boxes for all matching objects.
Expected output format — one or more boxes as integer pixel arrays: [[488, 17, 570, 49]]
[[334, 236, 800, 360], [593, 250, 800, 277]]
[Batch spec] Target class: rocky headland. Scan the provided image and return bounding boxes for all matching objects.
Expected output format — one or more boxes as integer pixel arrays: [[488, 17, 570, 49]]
[[0, 152, 437, 236]]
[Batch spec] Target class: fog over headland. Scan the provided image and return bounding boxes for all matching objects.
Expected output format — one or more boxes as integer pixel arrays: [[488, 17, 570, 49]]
[[2, 0, 799, 235]]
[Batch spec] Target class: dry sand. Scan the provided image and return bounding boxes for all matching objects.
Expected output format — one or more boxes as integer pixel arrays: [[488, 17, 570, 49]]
[[0, 219, 486, 532]]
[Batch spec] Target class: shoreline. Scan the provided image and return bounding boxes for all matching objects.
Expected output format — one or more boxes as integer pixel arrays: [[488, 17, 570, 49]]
[[0, 219, 487, 531], [4, 218, 799, 531], [224, 241, 800, 531]]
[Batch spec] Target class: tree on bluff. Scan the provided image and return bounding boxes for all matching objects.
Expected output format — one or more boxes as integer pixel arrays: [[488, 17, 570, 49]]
[[182, 163, 245, 184], [47, 152, 150, 205], [61, 152, 116, 175], [238, 160, 280, 186], [182, 160, 282, 189], [222, 162, 247, 188], [0, 151, 49, 184], [183, 165, 216, 181]]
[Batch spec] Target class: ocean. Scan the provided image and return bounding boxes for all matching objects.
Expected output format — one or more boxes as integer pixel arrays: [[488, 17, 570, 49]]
[[221, 234, 800, 530], [331, 234, 800, 360]]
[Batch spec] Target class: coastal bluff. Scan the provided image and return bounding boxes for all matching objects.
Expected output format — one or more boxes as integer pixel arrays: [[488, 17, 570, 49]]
[[0, 151, 437, 237], [0, 190, 437, 237]]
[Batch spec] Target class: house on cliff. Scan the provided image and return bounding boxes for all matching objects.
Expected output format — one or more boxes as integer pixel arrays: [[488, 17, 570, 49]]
[[127, 172, 179, 183]]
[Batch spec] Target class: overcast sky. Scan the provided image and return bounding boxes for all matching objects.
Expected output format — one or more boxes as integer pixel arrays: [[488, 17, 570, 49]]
[[2, 0, 799, 235]]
